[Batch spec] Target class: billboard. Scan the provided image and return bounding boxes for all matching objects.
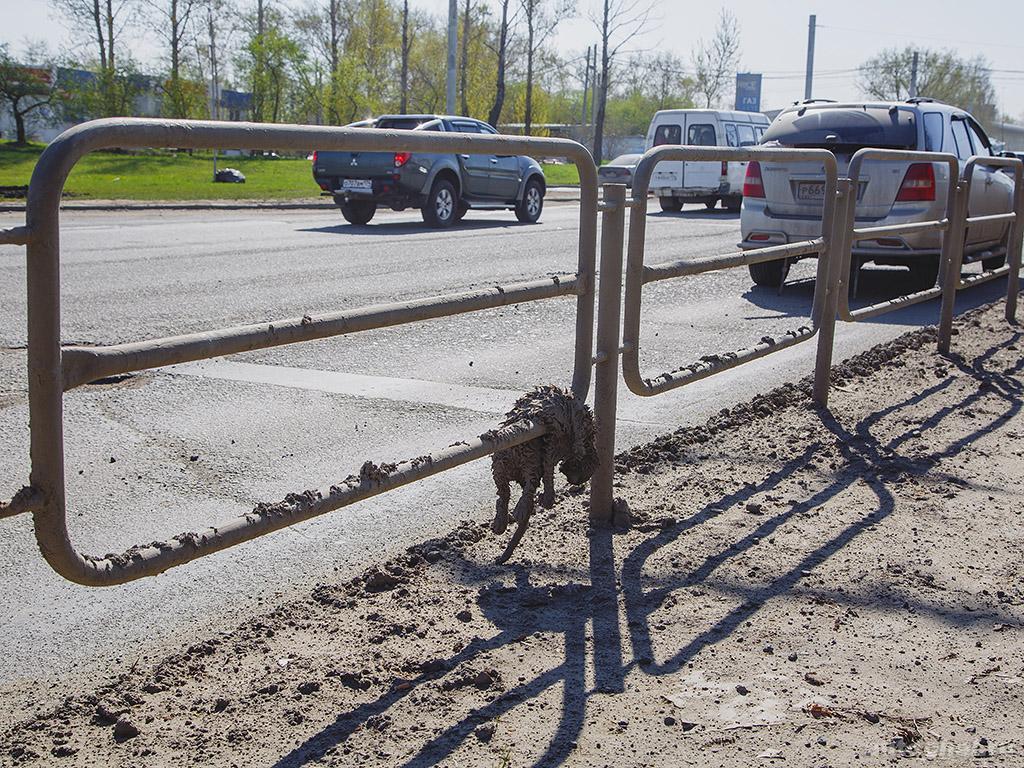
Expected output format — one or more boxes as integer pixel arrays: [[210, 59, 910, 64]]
[[735, 73, 763, 112]]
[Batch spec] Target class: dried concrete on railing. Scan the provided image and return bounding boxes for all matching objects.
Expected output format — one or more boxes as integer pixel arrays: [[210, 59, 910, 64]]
[[4, 300, 1021, 767], [488, 386, 598, 564]]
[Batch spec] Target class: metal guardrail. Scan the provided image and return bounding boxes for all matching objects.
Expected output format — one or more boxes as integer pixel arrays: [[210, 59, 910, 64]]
[[2, 117, 599, 586], [938, 155, 1024, 352], [588, 146, 847, 526], [3, 120, 1022, 579], [837, 149, 961, 323]]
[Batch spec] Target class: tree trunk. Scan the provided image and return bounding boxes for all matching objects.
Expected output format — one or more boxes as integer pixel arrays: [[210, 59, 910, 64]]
[[106, 0, 115, 69], [400, 0, 409, 114], [92, 0, 107, 70], [329, 0, 339, 74], [593, 0, 610, 165], [524, 13, 535, 134], [459, 0, 469, 116], [487, 0, 508, 129], [13, 104, 27, 145]]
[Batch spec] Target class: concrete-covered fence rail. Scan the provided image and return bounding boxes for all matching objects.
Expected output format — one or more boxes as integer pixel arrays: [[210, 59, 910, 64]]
[[2, 117, 599, 586]]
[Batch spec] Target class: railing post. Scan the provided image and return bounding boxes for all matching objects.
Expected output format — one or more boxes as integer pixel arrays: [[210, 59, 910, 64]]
[[589, 183, 627, 528], [938, 180, 969, 354], [812, 178, 851, 406], [1006, 167, 1024, 323]]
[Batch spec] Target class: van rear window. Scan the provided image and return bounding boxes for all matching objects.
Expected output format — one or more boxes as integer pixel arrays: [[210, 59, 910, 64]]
[[654, 124, 681, 145], [763, 107, 916, 150]]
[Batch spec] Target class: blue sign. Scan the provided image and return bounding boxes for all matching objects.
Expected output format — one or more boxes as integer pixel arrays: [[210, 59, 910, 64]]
[[735, 73, 762, 112]]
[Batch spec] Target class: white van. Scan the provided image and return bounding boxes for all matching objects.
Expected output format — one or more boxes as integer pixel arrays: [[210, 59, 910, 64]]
[[645, 109, 770, 212]]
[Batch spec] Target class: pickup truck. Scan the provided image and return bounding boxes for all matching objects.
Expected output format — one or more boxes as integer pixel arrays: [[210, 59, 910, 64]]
[[311, 115, 547, 228]]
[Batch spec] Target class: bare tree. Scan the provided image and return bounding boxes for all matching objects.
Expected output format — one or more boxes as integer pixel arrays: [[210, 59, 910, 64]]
[[519, 0, 574, 134], [589, 0, 654, 163], [142, 0, 200, 117], [194, 0, 235, 118], [51, 0, 133, 72], [691, 9, 740, 109], [486, 0, 512, 128]]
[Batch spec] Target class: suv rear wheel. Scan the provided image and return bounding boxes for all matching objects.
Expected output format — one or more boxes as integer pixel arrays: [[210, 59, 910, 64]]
[[515, 178, 544, 223], [339, 200, 376, 225], [909, 255, 941, 289], [659, 196, 683, 212], [982, 253, 1006, 271], [422, 179, 457, 228], [748, 258, 789, 287]]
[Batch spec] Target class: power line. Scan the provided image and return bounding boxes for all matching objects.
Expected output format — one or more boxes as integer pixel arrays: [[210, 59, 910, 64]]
[[817, 23, 1024, 52]]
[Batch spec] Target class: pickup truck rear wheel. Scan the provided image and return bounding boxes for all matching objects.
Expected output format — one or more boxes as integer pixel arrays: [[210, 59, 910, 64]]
[[422, 179, 457, 228], [339, 200, 376, 225], [515, 179, 544, 223]]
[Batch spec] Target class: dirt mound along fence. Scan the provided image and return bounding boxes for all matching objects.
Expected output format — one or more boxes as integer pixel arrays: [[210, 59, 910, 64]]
[[1, 119, 1021, 581], [0, 118, 598, 586]]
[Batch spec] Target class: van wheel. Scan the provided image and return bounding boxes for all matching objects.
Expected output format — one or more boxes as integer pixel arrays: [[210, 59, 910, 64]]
[[982, 253, 1006, 271], [725, 197, 742, 213], [422, 179, 458, 228], [515, 178, 544, 223], [340, 200, 376, 225], [748, 259, 789, 288], [704, 199, 717, 210], [910, 255, 941, 289], [659, 196, 683, 212]]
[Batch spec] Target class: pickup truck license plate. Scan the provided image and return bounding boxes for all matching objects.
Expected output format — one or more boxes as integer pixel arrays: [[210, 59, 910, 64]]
[[342, 179, 372, 191], [796, 181, 826, 201]]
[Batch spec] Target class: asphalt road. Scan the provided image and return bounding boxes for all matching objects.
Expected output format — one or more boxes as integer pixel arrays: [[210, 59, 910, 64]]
[[0, 200, 1013, 700]]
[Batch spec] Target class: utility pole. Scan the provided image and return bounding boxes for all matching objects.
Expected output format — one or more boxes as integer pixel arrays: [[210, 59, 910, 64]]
[[581, 45, 591, 126], [909, 49, 919, 98], [804, 14, 816, 101], [446, 0, 458, 114]]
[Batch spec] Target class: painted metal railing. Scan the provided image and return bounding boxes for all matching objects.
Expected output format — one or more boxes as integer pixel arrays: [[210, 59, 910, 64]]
[[3, 119, 1023, 579], [0, 117, 599, 585], [586, 146, 846, 526]]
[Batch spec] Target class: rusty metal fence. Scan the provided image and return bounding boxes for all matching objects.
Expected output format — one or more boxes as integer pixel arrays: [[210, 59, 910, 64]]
[[2, 118, 1023, 581], [588, 146, 847, 525], [0, 117, 598, 585]]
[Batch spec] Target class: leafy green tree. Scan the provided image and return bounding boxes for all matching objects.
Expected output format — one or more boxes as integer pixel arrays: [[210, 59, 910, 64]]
[[858, 47, 998, 126], [0, 43, 58, 144]]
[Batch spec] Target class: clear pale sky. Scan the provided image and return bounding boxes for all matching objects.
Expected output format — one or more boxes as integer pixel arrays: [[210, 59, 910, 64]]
[[3, 0, 1023, 119]]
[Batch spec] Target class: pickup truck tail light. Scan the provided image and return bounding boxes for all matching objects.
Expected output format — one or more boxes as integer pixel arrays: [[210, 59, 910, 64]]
[[721, 161, 728, 176], [895, 162, 936, 202], [743, 161, 765, 198], [394, 152, 412, 168]]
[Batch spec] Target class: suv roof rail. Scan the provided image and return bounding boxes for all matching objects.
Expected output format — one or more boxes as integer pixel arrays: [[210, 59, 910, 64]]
[[792, 98, 837, 105], [906, 97, 936, 104]]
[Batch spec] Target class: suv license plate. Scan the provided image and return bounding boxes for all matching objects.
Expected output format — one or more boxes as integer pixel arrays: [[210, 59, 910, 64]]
[[796, 182, 826, 201], [342, 179, 372, 191]]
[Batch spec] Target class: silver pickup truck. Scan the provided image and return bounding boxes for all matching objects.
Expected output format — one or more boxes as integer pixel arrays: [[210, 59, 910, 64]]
[[312, 115, 547, 228]]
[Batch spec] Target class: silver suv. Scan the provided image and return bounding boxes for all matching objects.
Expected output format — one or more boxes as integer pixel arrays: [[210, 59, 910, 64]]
[[740, 99, 1016, 288]]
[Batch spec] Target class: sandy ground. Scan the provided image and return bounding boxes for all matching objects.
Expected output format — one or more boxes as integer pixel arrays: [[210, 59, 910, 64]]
[[3, 299, 1024, 768]]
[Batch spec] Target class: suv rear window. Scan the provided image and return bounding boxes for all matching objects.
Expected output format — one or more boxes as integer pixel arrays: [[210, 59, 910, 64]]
[[763, 107, 917, 151], [377, 117, 436, 130]]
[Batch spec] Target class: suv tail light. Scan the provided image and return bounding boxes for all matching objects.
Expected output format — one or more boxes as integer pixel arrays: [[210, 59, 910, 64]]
[[895, 163, 936, 202], [394, 151, 412, 168], [311, 150, 318, 165], [743, 161, 765, 198]]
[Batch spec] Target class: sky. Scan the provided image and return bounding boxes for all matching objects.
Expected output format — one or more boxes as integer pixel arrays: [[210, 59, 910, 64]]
[[3, 0, 1023, 120]]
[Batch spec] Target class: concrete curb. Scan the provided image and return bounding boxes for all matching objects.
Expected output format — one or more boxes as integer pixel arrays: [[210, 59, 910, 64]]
[[0, 187, 583, 213]]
